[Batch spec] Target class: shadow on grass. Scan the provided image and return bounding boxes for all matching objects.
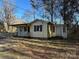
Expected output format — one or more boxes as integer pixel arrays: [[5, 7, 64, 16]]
[[0, 47, 30, 57], [47, 36, 79, 46]]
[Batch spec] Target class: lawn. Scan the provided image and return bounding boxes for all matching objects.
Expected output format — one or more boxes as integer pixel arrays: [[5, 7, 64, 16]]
[[0, 38, 79, 59]]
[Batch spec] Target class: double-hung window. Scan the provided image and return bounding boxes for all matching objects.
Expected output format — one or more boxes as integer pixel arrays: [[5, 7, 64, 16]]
[[34, 25, 42, 32]]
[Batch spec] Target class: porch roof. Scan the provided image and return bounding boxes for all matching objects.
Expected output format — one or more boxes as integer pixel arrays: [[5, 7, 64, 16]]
[[9, 23, 30, 26]]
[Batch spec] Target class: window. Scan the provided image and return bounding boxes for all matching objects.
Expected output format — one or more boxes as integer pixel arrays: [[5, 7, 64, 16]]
[[20, 27, 22, 32], [40, 25, 42, 31], [34, 25, 42, 32], [24, 27, 27, 31], [34, 26, 36, 32], [37, 26, 39, 31]]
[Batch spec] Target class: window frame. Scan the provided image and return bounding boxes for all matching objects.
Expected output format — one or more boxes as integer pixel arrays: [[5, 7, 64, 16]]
[[34, 25, 42, 32], [24, 27, 27, 31]]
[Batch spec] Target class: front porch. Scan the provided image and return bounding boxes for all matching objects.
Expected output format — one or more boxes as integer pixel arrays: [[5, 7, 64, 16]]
[[10, 24, 30, 37]]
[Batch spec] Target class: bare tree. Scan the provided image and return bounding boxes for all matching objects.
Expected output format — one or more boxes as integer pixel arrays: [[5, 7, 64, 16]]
[[22, 10, 33, 22], [60, 0, 79, 37], [30, 0, 45, 20], [30, 0, 56, 22], [30, 0, 79, 38], [2, 0, 15, 31]]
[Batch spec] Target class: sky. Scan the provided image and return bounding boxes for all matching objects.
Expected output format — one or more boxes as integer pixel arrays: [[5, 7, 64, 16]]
[[0, 0, 64, 23], [0, 0, 79, 23], [11, 0, 46, 22], [14, 0, 79, 23], [14, 0, 32, 17], [0, 0, 34, 22]]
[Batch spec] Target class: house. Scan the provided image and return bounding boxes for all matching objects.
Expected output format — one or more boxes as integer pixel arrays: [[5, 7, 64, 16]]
[[8, 19, 26, 33], [30, 20, 67, 38], [55, 24, 67, 38], [10, 19, 67, 38], [10, 23, 30, 36], [30, 20, 55, 38]]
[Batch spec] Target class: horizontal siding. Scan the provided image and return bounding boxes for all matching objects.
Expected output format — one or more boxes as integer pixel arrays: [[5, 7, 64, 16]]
[[30, 21, 48, 38]]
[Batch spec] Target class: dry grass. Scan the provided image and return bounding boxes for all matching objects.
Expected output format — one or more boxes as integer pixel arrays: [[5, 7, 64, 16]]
[[0, 38, 79, 59]]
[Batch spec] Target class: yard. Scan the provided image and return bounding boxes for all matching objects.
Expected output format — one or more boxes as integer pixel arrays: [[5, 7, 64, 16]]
[[0, 37, 79, 59]]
